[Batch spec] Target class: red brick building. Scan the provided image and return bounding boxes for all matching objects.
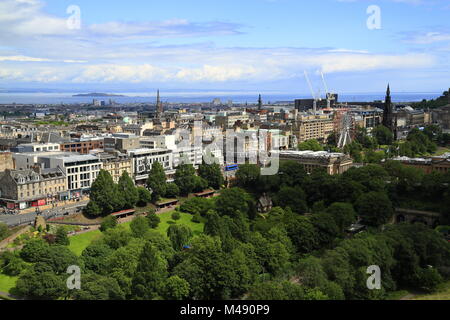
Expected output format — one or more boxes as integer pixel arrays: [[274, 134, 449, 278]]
[[60, 138, 104, 154]]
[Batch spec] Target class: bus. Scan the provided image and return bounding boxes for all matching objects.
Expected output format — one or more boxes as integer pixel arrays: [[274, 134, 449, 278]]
[[225, 164, 239, 171]]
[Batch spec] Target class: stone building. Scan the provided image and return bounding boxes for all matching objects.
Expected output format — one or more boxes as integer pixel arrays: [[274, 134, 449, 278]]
[[294, 114, 334, 143], [0, 166, 66, 209], [0, 152, 14, 171], [391, 153, 450, 174], [60, 138, 104, 154], [99, 152, 133, 183], [277, 150, 353, 175]]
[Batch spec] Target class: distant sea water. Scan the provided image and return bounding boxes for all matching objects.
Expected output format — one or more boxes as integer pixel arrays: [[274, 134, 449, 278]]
[[0, 92, 442, 105]]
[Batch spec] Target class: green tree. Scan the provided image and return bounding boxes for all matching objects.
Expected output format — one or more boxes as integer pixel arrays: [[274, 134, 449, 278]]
[[180, 197, 214, 216], [325, 202, 357, 234], [354, 127, 377, 149], [130, 216, 150, 238], [235, 164, 260, 190], [273, 186, 308, 214], [81, 242, 114, 274], [100, 215, 118, 232], [162, 276, 190, 300], [103, 226, 132, 250], [85, 200, 102, 216], [146, 211, 161, 229], [282, 211, 319, 254], [20, 239, 49, 263], [147, 161, 167, 203], [15, 270, 66, 300], [204, 210, 223, 237], [54, 227, 69, 246], [136, 187, 152, 207], [249, 229, 292, 277], [36, 245, 79, 274], [192, 175, 208, 193], [1, 252, 27, 276], [165, 183, 180, 198], [296, 256, 328, 288], [72, 273, 125, 300], [198, 162, 224, 189], [117, 171, 139, 209], [167, 224, 193, 250], [278, 160, 308, 187], [215, 188, 252, 218], [373, 125, 394, 145], [355, 192, 394, 227], [171, 211, 181, 221], [131, 242, 168, 300], [173, 235, 256, 300], [247, 281, 307, 300], [0, 222, 9, 240], [174, 164, 197, 196], [87, 170, 122, 216], [298, 139, 324, 151], [416, 268, 443, 292], [310, 212, 340, 248]]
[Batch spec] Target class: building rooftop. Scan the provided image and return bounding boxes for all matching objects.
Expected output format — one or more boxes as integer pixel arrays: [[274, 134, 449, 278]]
[[127, 148, 171, 155], [278, 150, 346, 159]]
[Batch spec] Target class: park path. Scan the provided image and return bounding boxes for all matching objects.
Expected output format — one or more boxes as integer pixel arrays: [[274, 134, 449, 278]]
[[65, 204, 178, 237], [0, 226, 31, 251], [0, 290, 20, 300], [400, 293, 417, 300]]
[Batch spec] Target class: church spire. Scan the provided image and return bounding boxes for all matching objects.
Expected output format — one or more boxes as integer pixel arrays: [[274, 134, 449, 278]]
[[156, 89, 163, 117], [258, 94, 262, 111], [383, 83, 394, 133]]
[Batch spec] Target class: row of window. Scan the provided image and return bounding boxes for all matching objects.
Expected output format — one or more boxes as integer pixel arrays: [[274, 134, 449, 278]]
[[67, 165, 101, 174], [19, 185, 63, 198], [18, 179, 65, 190]]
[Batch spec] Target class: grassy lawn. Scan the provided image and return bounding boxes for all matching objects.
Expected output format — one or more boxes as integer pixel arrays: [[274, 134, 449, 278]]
[[122, 210, 204, 237], [67, 210, 204, 256], [433, 147, 450, 156], [385, 290, 410, 300], [0, 273, 18, 294], [157, 210, 204, 236], [68, 229, 102, 256], [413, 282, 450, 300]]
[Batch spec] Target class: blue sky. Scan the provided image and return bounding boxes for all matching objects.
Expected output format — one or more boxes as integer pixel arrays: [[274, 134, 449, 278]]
[[0, 0, 449, 94]]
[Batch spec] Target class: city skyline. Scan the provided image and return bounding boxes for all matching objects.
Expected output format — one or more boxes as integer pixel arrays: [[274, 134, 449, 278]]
[[0, 0, 449, 93]]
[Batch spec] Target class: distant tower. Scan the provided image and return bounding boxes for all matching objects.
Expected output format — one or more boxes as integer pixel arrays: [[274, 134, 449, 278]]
[[258, 94, 262, 111], [382, 84, 395, 132], [156, 89, 163, 117]]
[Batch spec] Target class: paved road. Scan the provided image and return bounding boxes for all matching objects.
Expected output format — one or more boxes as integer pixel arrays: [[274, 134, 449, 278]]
[[0, 200, 89, 227]]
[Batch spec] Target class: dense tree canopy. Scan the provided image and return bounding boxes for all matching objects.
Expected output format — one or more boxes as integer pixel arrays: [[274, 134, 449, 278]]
[[147, 161, 167, 203], [9, 158, 450, 301]]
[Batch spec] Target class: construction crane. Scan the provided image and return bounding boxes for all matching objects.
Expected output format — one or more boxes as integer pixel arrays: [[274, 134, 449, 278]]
[[304, 71, 321, 115], [320, 71, 336, 109]]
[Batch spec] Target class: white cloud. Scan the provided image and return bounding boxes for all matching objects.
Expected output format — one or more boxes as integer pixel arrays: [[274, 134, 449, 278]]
[[0, 55, 86, 63], [0, 0, 441, 86], [0, 49, 436, 84], [404, 32, 450, 44]]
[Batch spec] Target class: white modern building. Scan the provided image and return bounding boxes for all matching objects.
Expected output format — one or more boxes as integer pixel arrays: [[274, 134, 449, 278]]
[[13, 152, 103, 198], [139, 135, 176, 150], [172, 146, 203, 169], [12, 142, 60, 153], [127, 148, 174, 184]]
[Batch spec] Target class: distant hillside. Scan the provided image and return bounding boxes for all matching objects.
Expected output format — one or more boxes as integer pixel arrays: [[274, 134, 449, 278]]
[[413, 89, 449, 109], [72, 93, 126, 97]]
